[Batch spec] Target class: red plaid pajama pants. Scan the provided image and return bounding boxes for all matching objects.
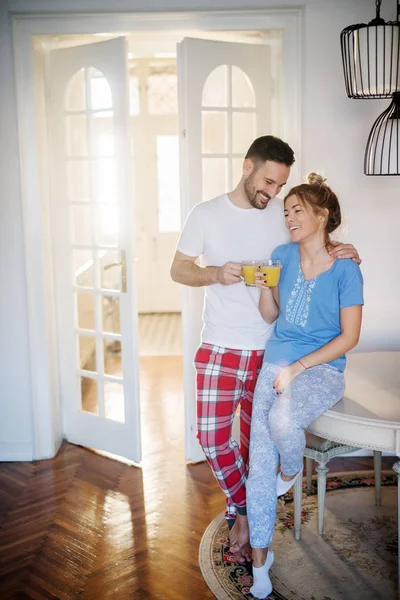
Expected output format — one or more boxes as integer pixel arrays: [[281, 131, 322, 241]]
[[194, 343, 264, 519]]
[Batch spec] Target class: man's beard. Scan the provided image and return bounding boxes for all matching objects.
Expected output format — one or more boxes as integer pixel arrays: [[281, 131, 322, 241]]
[[244, 175, 270, 210]]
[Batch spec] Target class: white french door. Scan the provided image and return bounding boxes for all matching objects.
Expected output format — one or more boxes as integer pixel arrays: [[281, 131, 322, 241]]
[[47, 38, 141, 462], [177, 38, 272, 462]]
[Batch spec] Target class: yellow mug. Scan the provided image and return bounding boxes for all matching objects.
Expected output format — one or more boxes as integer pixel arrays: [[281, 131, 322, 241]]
[[242, 260, 262, 286], [258, 260, 281, 287]]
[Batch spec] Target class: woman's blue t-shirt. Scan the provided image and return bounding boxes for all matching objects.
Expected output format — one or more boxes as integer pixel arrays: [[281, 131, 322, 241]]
[[264, 243, 364, 372]]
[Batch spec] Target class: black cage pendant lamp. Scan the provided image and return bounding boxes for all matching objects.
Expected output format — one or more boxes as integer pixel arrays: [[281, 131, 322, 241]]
[[364, 91, 400, 174], [340, 0, 400, 98]]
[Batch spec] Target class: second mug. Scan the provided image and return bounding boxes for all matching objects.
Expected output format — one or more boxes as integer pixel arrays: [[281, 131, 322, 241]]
[[258, 259, 281, 287]]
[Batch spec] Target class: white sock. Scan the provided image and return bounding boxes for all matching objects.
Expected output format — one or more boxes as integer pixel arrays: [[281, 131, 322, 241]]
[[250, 550, 274, 599]]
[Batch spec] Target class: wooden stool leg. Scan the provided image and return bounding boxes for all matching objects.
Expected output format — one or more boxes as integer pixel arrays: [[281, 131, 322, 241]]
[[316, 463, 329, 536], [374, 450, 382, 506], [306, 457, 313, 491], [293, 469, 303, 541]]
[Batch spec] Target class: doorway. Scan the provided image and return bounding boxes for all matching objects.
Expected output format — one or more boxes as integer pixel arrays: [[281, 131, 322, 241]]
[[34, 28, 283, 462], [16, 9, 302, 463]]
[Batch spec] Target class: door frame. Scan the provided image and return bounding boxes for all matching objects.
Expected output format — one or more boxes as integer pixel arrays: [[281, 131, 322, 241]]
[[12, 8, 303, 460]]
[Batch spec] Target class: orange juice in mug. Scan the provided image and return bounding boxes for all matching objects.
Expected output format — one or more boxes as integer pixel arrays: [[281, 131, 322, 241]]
[[259, 259, 281, 287], [242, 261, 260, 286]]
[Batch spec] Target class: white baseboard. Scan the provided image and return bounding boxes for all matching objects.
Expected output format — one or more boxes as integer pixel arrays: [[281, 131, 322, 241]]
[[0, 442, 33, 462]]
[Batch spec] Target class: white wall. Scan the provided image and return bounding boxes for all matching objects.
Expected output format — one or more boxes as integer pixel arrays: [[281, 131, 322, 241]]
[[0, 0, 33, 460], [2, 0, 399, 460], [302, 1, 400, 351]]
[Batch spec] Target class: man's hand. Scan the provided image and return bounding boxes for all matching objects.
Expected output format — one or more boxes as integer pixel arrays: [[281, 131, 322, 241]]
[[329, 241, 361, 264], [216, 262, 243, 285], [273, 362, 304, 395]]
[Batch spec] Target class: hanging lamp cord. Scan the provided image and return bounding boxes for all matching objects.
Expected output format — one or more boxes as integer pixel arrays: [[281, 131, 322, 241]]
[[370, 0, 385, 24]]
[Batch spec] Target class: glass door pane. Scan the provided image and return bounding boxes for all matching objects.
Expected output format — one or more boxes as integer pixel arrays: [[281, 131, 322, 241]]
[[65, 66, 126, 424], [49, 37, 141, 462], [201, 64, 257, 200]]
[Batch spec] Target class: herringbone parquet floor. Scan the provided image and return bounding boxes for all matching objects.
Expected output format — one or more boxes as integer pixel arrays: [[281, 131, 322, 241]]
[[0, 357, 223, 600], [0, 356, 395, 599]]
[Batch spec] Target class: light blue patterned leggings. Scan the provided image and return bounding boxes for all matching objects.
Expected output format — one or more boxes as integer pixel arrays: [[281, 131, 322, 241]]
[[246, 361, 345, 548]]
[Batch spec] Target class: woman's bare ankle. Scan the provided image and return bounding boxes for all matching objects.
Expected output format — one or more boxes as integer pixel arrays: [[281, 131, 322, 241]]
[[252, 547, 268, 568]]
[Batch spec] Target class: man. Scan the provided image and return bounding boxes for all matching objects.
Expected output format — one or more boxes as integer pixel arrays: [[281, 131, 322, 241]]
[[170, 136, 359, 561]]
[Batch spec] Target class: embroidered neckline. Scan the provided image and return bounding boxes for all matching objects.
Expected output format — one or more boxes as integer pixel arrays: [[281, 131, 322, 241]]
[[285, 266, 317, 328]]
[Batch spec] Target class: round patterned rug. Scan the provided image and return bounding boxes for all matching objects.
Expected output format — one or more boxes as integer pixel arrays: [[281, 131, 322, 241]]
[[199, 471, 398, 600]]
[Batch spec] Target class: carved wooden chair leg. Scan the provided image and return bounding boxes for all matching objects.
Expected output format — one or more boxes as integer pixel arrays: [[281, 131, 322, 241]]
[[293, 469, 303, 541], [316, 462, 329, 536], [306, 457, 313, 492], [298, 434, 359, 543], [374, 450, 382, 506]]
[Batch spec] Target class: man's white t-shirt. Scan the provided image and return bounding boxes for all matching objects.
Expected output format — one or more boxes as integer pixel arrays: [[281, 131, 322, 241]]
[[176, 194, 289, 351]]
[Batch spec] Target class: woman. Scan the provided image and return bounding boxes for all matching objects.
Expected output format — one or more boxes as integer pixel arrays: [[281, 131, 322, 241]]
[[246, 173, 363, 599]]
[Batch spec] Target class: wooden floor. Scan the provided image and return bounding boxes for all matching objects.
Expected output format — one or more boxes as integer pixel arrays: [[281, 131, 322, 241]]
[[0, 356, 396, 599], [138, 313, 182, 356]]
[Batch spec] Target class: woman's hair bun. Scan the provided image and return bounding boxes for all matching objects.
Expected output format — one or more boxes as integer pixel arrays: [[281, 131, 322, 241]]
[[306, 172, 327, 186]]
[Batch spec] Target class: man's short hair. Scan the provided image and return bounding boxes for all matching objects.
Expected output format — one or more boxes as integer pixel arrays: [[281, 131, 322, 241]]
[[245, 135, 295, 167]]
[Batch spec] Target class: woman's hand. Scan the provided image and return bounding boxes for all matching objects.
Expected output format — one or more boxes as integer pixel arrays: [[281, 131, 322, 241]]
[[255, 269, 269, 289], [273, 362, 305, 395]]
